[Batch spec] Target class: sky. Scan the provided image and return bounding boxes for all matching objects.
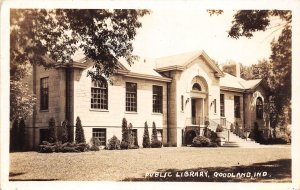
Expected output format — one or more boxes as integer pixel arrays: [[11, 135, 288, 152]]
[[132, 9, 283, 66]]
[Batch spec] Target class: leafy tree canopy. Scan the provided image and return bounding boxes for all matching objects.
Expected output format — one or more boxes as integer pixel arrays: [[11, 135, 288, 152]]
[[10, 9, 149, 121], [209, 10, 291, 126], [10, 9, 150, 80], [222, 10, 291, 126]]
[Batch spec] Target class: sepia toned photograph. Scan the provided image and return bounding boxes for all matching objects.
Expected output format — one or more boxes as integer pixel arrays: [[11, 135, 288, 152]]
[[1, 1, 299, 189]]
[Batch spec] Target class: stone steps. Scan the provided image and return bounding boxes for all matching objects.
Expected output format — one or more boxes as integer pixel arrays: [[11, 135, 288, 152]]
[[222, 132, 261, 148]]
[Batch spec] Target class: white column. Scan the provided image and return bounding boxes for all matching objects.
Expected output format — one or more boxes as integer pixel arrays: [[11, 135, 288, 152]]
[[202, 98, 205, 119]]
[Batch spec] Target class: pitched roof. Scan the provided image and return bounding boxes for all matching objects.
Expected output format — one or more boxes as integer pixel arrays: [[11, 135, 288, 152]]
[[154, 50, 223, 77], [220, 73, 263, 92], [119, 57, 162, 77], [155, 50, 203, 69]]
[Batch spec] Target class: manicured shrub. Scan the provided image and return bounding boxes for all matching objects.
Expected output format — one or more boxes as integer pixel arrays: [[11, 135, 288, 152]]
[[39, 144, 56, 153], [151, 122, 158, 142], [38, 141, 89, 153], [203, 126, 209, 137], [128, 144, 140, 149], [151, 122, 162, 148], [151, 139, 162, 148], [90, 145, 100, 151], [39, 141, 56, 153], [61, 120, 69, 143], [121, 118, 129, 149], [142, 121, 150, 148], [75, 143, 89, 152], [120, 141, 128, 150], [106, 135, 121, 150], [192, 136, 211, 147], [48, 117, 57, 143], [128, 123, 134, 146], [67, 121, 74, 143], [75, 116, 85, 143], [250, 122, 263, 142], [216, 124, 223, 132], [260, 129, 290, 144], [208, 130, 218, 142], [127, 123, 139, 149], [89, 137, 101, 151]]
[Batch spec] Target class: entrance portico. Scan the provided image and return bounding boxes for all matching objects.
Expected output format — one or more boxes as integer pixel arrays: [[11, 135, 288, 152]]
[[183, 76, 209, 145]]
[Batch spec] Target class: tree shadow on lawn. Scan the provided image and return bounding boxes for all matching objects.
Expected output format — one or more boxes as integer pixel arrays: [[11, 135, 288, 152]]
[[122, 159, 291, 182], [9, 172, 58, 181]]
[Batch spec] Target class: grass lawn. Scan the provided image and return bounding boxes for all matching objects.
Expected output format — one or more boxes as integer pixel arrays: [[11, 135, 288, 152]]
[[9, 146, 291, 182]]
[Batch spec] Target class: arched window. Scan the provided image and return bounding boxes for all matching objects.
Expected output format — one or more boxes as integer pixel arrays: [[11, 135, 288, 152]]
[[91, 79, 108, 110], [192, 83, 202, 91], [256, 97, 263, 119]]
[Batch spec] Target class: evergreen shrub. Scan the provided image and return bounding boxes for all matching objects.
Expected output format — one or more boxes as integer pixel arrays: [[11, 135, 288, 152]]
[[142, 121, 150, 148], [192, 136, 211, 147], [106, 135, 121, 150]]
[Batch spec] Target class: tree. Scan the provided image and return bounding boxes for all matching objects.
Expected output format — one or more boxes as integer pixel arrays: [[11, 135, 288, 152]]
[[10, 9, 149, 124], [10, 77, 36, 122], [75, 116, 85, 143], [229, 10, 291, 127], [10, 9, 149, 80], [142, 121, 150, 148], [48, 117, 57, 143], [151, 121, 158, 142], [128, 123, 134, 147], [61, 120, 69, 143], [210, 10, 291, 127], [121, 117, 129, 149], [18, 118, 26, 150], [10, 119, 19, 151], [67, 120, 74, 143]]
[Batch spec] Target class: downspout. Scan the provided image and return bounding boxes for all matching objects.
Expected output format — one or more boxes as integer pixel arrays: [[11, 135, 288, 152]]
[[166, 71, 171, 146], [65, 66, 71, 122]]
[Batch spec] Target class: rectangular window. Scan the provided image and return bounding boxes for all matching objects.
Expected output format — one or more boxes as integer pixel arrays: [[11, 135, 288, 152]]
[[132, 129, 138, 145], [40, 77, 49, 110], [91, 80, 108, 110], [234, 96, 241, 118], [39, 129, 49, 144], [153, 85, 163, 113], [126, 82, 137, 112], [92, 128, 106, 146], [157, 129, 163, 142], [220, 94, 225, 117]]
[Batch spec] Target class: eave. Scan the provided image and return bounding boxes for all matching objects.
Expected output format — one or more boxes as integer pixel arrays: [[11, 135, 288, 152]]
[[220, 86, 245, 93], [154, 65, 185, 72], [116, 70, 172, 82]]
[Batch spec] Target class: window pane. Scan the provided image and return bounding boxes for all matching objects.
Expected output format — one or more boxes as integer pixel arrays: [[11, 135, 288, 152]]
[[220, 94, 225, 117], [40, 77, 49, 110], [126, 82, 137, 112], [153, 85, 162, 113], [256, 98, 263, 119], [132, 129, 138, 145], [91, 79, 108, 110], [92, 128, 106, 146], [234, 96, 240, 118]]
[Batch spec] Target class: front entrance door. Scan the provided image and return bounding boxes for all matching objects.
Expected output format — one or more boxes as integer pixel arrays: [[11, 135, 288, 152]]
[[191, 99, 196, 124]]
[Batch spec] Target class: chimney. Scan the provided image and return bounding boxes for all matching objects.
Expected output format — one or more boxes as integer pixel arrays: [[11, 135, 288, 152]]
[[222, 60, 240, 78]]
